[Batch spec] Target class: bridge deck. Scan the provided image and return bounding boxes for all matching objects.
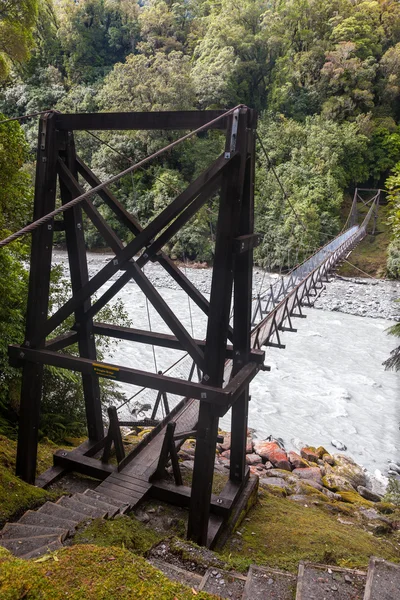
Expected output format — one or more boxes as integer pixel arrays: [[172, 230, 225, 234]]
[[95, 398, 199, 507]]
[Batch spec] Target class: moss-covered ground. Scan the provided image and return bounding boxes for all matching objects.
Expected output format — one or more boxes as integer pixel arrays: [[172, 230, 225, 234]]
[[222, 487, 400, 573], [0, 545, 216, 600], [0, 435, 63, 527]]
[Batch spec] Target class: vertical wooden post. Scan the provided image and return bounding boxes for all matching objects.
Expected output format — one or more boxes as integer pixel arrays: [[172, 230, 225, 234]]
[[187, 108, 249, 546], [16, 113, 58, 483], [230, 109, 256, 483], [58, 132, 104, 441]]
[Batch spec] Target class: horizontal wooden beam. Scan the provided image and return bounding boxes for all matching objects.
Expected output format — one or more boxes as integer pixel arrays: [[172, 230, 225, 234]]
[[90, 322, 265, 364], [8, 345, 228, 405], [55, 111, 229, 131], [53, 449, 116, 480], [150, 480, 231, 517]]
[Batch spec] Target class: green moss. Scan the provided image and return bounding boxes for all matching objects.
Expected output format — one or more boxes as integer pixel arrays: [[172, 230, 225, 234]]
[[222, 489, 399, 573], [376, 502, 395, 514], [338, 491, 374, 507], [0, 544, 217, 599], [0, 435, 61, 528], [74, 515, 162, 555]]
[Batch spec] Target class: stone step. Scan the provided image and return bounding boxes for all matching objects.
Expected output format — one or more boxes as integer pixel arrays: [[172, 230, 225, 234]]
[[0, 523, 69, 541], [0, 534, 63, 558], [56, 496, 107, 519], [296, 562, 367, 600], [38, 501, 91, 524], [73, 493, 120, 517], [199, 567, 246, 599], [19, 509, 78, 532], [242, 564, 297, 599], [149, 558, 203, 589], [84, 489, 129, 514], [364, 557, 400, 599], [21, 539, 63, 560]]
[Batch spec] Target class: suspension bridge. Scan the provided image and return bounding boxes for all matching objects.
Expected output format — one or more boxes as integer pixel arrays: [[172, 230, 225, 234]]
[[1, 107, 379, 548]]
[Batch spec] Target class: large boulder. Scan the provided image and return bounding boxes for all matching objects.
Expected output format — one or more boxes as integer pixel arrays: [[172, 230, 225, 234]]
[[300, 446, 319, 463], [322, 473, 355, 492], [253, 440, 291, 471], [246, 453, 262, 465], [292, 467, 323, 485], [332, 454, 368, 489], [288, 451, 309, 469]]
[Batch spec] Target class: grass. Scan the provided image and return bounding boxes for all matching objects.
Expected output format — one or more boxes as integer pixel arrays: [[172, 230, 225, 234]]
[[0, 544, 216, 600], [222, 488, 400, 573]]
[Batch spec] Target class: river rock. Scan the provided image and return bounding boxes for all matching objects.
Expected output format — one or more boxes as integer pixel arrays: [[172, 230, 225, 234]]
[[219, 434, 231, 452], [331, 439, 347, 451], [300, 447, 319, 463], [292, 467, 323, 485], [259, 477, 291, 490], [288, 451, 308, 469], [333, 454, 367, 489], [246, 453, 262, 465], [253, 441, 291, 471], [246, 438, 254, 454], [357, 486, 383, 503], [322, 453, 335, 466], [322, 473, 355, 492]]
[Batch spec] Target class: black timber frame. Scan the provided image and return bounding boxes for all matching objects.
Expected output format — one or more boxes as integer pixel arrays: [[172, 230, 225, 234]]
[[11, 108, 261, 547]]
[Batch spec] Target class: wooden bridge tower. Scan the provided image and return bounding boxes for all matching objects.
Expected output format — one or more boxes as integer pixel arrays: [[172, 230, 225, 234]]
[[9, 107, 263, 547]]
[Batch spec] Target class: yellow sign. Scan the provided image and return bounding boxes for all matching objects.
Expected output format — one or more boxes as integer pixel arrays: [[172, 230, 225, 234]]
[[92, 363, 119, 379]]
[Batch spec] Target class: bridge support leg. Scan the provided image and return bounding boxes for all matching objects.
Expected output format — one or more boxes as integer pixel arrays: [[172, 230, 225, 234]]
[[230, 119, 255, 483], [188, 108, 251, 545], [16, 113, 58, 483], [59, 131, 104, 441]]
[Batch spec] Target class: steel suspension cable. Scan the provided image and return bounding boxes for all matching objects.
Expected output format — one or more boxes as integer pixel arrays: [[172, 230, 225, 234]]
[[0, 109, 56, 126], [0, 104, 244, 249]]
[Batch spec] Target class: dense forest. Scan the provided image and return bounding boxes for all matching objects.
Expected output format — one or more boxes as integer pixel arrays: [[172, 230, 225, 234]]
[[1, 0, 400, 436]]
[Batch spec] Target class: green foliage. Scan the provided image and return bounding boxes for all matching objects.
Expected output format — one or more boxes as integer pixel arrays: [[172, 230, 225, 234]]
[[0, 0, 38, 79], [254, 114, 370, 267], [384, 477, 400, 505]]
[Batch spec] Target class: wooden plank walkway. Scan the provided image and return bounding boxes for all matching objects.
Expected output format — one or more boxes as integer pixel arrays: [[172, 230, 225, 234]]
[[95, 398, 199, 507]]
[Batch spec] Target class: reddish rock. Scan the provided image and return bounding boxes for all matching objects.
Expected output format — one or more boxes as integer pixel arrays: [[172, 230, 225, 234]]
[[288, 451, 308, 469], [300, 446, 319, 463], [221, 449, 230, 459], [246, 438, 254, 454], [246, 453, 262, 465], [253, 440, 291, 472], [219, 434, 231, 452], [292, 467, 323, 485]]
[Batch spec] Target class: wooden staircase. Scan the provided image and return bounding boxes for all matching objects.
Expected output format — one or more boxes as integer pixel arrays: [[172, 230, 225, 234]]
[[0, 489, 130, 559]]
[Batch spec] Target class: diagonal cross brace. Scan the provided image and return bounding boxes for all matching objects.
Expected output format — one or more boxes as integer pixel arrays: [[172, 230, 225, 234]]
[[40, 152, 236, 346]]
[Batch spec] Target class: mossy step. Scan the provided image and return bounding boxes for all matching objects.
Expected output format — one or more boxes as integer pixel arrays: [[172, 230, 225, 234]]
[[0, 534, 63, 558], [19, 509, 78, 532], [149, 558, 203, 589], [38, 501, 91, 524], [73, 493, 120, 517], [83, 489, 129, 514], [199, 568, 246, 599], [364, 557, 400, 599], [0, 523, 69, 541], [242, 565, 296, 600], [296, 562, 367, 600], [21, 539, 63, 560], [56, 496, 107, 519]]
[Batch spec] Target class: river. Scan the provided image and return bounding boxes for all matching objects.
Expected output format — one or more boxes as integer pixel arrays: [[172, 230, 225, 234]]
[[53, 251, 400, 485]]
